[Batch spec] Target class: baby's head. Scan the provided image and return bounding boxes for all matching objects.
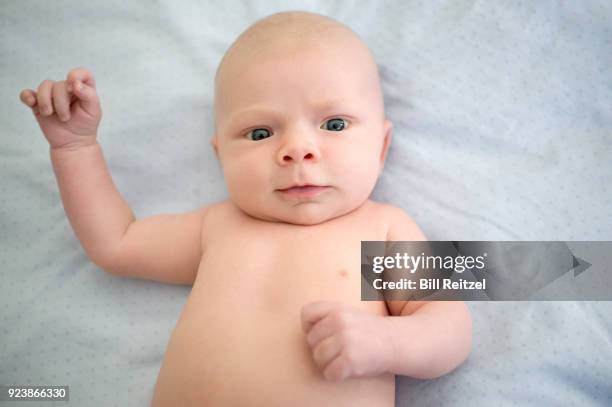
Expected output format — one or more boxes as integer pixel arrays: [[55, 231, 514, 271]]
[[211, 11, 392, 225]]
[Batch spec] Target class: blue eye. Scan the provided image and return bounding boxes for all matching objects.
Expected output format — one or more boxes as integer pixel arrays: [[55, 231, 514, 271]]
[[321, 118, 348, 131], [246, 128, 271, 141]]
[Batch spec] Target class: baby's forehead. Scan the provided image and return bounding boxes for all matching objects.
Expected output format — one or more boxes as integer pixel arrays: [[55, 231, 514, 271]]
[[215, 12, 372, 86], [216, 45, 379, 107], [213, 12, 384, 128]]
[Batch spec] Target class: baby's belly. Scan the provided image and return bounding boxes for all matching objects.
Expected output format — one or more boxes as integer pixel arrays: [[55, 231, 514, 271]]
[[151, 256, 394, 407]]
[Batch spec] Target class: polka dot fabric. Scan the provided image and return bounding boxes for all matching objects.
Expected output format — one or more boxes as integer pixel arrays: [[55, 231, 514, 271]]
[[2, 1, 611, 406]]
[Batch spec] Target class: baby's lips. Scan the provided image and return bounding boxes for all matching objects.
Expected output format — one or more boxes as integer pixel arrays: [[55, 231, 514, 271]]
[[277, 183, 325, 191]]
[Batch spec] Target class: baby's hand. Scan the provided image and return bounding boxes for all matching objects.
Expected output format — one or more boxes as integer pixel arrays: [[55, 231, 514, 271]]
[[19, 67, 102, 149], [301, 301, 395, 382]]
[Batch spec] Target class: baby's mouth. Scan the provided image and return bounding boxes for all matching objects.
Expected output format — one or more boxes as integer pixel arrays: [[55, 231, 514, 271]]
[[276, 184, 330, 199]]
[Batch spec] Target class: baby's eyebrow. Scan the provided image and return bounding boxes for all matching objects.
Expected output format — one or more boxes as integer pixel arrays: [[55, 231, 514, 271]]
[[230, 98, 353, 122]]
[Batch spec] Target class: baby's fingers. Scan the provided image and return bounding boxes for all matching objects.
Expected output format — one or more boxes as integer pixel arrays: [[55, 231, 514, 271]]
[[66, 67, 96, 90], [19, 89, 40, 114], [36, 80, 55, 116], [52, 81, 72, 122], [65, 67, 100, 117], [67, 79, 100, 118]]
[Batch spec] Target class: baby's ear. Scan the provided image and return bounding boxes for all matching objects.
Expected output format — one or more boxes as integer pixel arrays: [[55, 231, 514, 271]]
[[378, 119, 393, 173], [210, 136, 219, 160]]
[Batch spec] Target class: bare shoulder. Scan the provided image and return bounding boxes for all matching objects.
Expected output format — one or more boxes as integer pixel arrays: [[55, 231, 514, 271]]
[[200, 200, 232, 218], [366, 200, 427, 241], [198, 199, 235, 238], [200, 199, 243, 228]]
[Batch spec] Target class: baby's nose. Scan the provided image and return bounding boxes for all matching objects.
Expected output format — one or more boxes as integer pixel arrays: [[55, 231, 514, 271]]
[[277, 137, 321, 165], [281, 150, 316, 163]]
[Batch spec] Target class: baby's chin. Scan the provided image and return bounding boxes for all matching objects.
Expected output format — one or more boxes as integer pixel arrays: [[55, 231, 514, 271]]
[[241, 202, 354, 226]]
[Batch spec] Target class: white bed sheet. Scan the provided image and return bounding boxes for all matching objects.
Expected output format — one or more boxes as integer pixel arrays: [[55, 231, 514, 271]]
[[1, 1, 611, 406]]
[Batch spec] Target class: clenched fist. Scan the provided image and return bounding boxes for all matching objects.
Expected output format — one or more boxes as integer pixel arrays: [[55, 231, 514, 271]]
[[301, 301, 395, 382], [19, 67, 102, 149]]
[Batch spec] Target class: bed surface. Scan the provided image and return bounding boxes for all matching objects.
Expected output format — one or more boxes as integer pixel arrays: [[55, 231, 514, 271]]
[[1, 1, 611, 406]]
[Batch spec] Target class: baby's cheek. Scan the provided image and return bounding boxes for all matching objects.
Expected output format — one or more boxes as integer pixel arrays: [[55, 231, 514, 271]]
[[223, 165, 251, 196], [349, 148, 380, 177], [356, 156, 382, 191], [338, 161, 377, 198]]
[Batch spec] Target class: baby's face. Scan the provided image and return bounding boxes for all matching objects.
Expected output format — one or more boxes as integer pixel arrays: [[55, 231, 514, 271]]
[[212, 40, 392, 225]]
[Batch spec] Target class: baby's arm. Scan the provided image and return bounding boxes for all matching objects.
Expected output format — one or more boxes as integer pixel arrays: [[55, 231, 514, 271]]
[[301, 207, 471, 382], [20, 67, 206, 285], [386, 301, 472, 379], [384, 208, 472, 379]]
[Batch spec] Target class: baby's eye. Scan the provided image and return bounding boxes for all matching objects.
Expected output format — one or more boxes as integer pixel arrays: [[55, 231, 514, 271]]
[[246, 128, 272, 141], [321, 118, 348, 131]]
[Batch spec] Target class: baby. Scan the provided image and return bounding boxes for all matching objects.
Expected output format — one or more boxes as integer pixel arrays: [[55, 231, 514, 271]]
[[20, 11, 471, 407]]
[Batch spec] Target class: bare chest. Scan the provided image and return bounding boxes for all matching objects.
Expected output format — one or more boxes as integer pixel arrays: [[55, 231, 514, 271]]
[[151, 204, 394, 407], [191, 209, 387, 316]]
